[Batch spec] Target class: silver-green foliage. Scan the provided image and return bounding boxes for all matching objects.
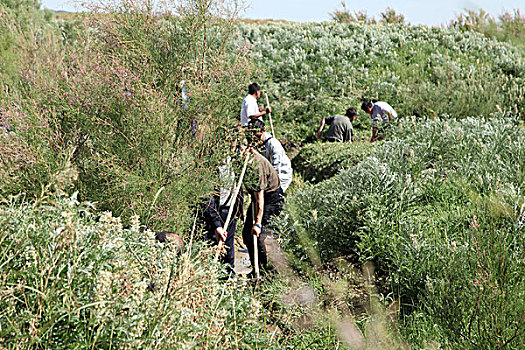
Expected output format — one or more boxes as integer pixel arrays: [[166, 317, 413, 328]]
[[292, 141, 375, 183], [234, 21, 525, 141], [0, 194, 271, 349], [275, 117, 525, 348]]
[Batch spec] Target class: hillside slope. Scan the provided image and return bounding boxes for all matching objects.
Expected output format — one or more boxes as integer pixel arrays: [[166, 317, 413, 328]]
[[234, 22, 525, 141]]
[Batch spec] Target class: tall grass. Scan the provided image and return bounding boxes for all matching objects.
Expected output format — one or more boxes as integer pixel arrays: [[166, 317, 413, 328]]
[[275, 117, 525, 348], [0, 0, 257, 234], [0, 193, 274, 348]]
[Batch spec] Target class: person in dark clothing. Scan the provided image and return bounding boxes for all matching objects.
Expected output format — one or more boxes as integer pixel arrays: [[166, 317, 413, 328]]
[[242, 148, 284, 274], [202, 156, 243, 276]]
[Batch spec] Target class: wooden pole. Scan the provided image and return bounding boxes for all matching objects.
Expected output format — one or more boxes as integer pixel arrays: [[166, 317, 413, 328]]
[[214, 152, 250, 262], [265, 93, 275, 138], [252, 202, 260, 279]]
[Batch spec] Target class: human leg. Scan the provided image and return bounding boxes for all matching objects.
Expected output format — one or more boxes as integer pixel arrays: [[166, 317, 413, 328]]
[[242, 202, 256, 269]]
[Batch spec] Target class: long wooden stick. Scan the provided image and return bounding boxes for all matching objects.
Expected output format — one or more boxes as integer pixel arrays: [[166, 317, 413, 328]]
[[252, 202, 260, 279], [214, 152, 250, 262], [265, 93, 275, 138]]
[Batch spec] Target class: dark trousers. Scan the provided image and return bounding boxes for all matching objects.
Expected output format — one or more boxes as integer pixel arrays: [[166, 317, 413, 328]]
[[242, 188, 284, 271], [205, 208, 236, 274]]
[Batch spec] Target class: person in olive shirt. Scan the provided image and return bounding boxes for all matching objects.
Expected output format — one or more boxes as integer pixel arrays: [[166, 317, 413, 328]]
[[242, 147, 284, 275], [316, 107, 357, 142]]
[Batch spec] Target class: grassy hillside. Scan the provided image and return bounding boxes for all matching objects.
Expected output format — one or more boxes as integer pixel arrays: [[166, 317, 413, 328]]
[[1, 2, 524, 349], [233, 22, 525, 141], [275, 116, 525, 348]]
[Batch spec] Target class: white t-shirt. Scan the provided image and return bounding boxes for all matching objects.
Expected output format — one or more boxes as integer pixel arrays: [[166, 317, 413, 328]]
[[240, 94, 261, 126], [371, 102, 397, 125]]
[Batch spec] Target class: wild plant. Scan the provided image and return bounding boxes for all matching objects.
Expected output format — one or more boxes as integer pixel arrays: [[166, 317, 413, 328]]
[[276, 117, 525, 348], [1, 0, 257, 234], [0, 193, 274, 349]]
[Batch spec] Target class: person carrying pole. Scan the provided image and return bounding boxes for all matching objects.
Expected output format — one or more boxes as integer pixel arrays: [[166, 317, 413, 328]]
[[246, 119, 293, 192], [240, 83, 271, 127], [202, 132, 244, 278], [242, 147, 284, 278]]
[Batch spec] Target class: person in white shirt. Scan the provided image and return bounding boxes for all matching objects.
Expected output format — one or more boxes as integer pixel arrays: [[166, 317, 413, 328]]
[[240, 83, 271, 126], [361, 100, 398, 142], [246, 119, 293, 192]]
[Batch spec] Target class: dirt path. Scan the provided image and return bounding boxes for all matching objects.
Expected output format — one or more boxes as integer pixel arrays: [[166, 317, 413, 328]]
[[234, 237, 252, 275]]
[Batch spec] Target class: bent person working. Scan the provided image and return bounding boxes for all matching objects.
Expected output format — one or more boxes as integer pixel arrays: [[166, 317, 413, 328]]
[[361, 100, 397, 142], [317, 107, 357, 142]]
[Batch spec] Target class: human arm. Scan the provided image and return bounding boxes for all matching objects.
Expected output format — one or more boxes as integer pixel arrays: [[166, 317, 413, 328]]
[[215, 227, 227, 242], [317, 117, 326, 138], [203, 198, 227, 242], [247, 97, 269, 120], [345, 125, 354, 143], [250, 107, 270, 120], [371, 125, 378, 142]]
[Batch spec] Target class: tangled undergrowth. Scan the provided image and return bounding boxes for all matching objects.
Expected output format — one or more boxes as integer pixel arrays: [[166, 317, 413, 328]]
[[0, 194, 272, 349], [276, 116, 525, 349]]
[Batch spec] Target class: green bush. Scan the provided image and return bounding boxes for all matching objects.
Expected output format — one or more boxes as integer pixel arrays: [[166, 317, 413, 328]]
[[451, 9, 525, 53], [0, 1, 52, 98], [233, 22, 525, 141], [292, 141, 375, 183], [0, 194, 273, 349], [275, 117, 525, 348], [0, 0, 256, 233]]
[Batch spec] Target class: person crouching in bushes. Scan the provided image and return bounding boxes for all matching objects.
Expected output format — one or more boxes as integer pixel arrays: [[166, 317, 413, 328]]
[[361, 100, 397, 142], [317, 108, 357, 142], [246, 119, 293, 192], [242, 146, 284, 276], [202, 131, 244, 278]]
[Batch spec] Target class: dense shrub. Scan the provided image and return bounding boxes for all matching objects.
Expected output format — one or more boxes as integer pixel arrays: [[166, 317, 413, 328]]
[[0, 0, 256, 233], [0, 1, 52, 98], [275, 117, 525, 348], [292, 141, 375, 183], [233, 22, 525, 141], [451, 9, 525, 52], [0, 194, 273, 349]]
